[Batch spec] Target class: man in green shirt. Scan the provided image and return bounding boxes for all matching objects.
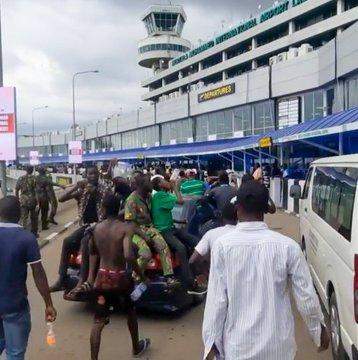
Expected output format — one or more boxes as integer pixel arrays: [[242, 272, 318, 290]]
[[124, 174, 179, 288], [151, 176, 206, 295], [180, 169, 206, 197]]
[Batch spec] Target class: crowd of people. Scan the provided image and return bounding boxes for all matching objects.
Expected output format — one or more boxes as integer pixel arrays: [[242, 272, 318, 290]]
[[0, 158, 331, 359]]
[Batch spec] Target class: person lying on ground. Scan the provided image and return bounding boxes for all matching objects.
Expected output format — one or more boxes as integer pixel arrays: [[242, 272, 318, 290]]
[[88, 194, 150, 360]]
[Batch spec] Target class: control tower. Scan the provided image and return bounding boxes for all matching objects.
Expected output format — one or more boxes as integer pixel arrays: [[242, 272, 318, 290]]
[[138, 5, 191, 74]]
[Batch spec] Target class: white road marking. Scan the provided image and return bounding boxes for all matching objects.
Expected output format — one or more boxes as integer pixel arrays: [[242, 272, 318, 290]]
[[64, 221, 74, 228], [46, 232, 58, 240]]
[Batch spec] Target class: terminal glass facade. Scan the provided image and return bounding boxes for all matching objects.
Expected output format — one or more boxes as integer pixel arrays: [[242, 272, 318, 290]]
[[122, 125, 159, 149], [346, 75, 358, 109], [161, 118, 193, 145], [253, 101, 275, 135], [303, 89, 324, 121], [233, 105, 252, 136], [195, 110, 233, 141]]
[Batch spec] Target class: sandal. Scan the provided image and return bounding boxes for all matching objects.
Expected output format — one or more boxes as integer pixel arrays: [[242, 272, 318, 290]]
[[64, 282, 92, 301]]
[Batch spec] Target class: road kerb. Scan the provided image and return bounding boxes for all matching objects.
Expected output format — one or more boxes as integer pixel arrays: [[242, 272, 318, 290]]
[[38, 220, 77, 249]]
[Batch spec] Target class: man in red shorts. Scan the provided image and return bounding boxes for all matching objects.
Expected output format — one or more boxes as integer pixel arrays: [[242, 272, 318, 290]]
[[87, 194, 150, 359]]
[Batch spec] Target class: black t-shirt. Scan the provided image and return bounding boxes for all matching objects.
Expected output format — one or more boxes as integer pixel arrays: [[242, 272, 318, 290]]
[[83, 194, 99, 224]]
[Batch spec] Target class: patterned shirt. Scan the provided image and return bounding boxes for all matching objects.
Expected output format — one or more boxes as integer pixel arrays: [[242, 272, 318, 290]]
[[203, 222, 324, 360], [124, 192, 152, 226], [15, 174, 37, 208], [77, 181, 112, 224]]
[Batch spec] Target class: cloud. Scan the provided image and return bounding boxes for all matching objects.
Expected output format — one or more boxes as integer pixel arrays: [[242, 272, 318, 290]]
[[2, 0, 273, 135]]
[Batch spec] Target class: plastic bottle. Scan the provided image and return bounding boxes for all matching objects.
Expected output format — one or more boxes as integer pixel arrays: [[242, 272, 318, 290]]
[[46, 322, 56, 347], [130, 282, 147, 302]]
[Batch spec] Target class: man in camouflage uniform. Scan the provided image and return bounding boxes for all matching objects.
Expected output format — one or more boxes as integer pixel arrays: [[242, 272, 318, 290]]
[[35, 167, 52, 231], [124, 174, 179, 288], [15, 165, 38, 236], [47, 172, 59, 225]]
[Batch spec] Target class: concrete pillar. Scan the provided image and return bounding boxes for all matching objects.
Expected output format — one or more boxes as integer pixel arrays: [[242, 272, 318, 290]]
[[178, 71, 183, 79], [198, 62, 203, 71], [289, 20, 295, 35], [179, 87, 183, 95], [252, 59, 258, 70], [222, 71, 228, 81], [251, 37, 257, 50], [222, 51, 227, 62], [337, 0, 345, 15], [162, 78, 166, 87]]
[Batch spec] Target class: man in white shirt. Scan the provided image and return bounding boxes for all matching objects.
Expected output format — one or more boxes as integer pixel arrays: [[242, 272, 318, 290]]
[[202, 180, 330, 360], [190, 203, 237, 264]]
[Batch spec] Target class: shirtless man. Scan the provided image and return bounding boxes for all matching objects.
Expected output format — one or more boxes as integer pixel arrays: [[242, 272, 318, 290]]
[[88, 194, 150, 359]]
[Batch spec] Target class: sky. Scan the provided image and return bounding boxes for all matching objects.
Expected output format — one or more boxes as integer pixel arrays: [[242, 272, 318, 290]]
[[2, 0, 272, 135]]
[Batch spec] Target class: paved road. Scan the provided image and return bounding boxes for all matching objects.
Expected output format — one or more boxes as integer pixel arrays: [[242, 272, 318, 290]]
[[24, 208, 333, 360]]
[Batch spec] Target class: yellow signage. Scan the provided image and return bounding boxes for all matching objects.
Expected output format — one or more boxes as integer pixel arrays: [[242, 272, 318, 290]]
[[198, 83, 235, 103], [55, 176, 73, 187], [259, 137, 273, 148]]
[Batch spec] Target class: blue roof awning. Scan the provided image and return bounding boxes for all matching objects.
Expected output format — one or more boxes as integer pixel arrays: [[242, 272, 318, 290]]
[[20, 107, 358, 164]]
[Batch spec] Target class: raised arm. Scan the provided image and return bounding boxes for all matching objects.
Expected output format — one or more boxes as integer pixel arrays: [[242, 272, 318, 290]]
[[58, 182, 83, 203]]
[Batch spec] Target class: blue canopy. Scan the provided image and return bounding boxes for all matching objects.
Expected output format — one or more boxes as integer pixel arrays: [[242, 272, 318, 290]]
[[20, 106, 358, 164]]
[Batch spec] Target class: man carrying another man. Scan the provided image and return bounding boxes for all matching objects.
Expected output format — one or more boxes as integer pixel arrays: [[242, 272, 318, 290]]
[[124, 174, 179, 288], [151, 176, 206, 294]]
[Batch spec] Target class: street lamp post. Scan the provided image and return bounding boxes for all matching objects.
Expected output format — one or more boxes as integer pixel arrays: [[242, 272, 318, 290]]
[[32, 106, 48, 148], [72, 70, 99, 141]]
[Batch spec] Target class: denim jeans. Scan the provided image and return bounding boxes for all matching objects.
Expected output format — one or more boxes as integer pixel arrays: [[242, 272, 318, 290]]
[[0, 307, 31, 360]]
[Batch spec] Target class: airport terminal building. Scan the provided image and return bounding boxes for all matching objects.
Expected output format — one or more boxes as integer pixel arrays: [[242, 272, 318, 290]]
[[17, 0, 358, 162]]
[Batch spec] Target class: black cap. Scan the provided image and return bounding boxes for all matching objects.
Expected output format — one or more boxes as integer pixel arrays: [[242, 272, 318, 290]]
[[236, 180, 269, 214]]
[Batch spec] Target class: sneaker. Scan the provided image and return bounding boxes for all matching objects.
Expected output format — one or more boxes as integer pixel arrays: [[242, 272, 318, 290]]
[[133, 338, 151, 358], [49, 219, 58, 225], [187, 282, 207, 296]]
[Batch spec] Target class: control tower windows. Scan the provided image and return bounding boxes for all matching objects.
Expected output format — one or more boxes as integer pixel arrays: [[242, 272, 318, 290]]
[[139, 43, 190, 54], [177, 15, 185, 36], [294, 2, 337, 31], [143, 15, 156, 35], [154, 12, 178, 32], [256, 23, 289, 47], [345, 0, 358, 10]]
